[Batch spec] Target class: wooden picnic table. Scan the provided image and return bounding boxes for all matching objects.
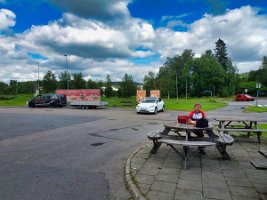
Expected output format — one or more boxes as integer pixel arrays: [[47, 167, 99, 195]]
[[148, 122, 234, 169], [213, 117, 264, 143]]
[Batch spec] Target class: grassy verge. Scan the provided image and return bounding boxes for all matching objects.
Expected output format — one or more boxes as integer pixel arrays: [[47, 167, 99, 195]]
[[244, 106, 267, 113], [0, 94, 33, 106], [164, 98, 227, 111], [259, 124, 267, 139], [102, 97, 227, 111]]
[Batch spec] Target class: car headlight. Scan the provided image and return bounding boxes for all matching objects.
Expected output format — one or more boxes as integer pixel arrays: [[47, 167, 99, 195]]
[[150, 105, 155, 108]]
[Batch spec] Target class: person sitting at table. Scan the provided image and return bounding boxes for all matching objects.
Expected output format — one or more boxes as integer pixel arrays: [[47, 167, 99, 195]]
[[187, 103, 208, 137]]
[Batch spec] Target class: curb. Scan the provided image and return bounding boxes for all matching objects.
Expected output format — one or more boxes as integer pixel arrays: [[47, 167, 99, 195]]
[[125, 146, 147, 200]]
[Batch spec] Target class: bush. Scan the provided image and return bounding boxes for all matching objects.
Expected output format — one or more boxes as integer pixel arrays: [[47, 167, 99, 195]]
[[0, 95, 16, 100]]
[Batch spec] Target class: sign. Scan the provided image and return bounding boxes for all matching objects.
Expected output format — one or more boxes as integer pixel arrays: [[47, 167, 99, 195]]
[[150, 90, 161, 98], [136, 90, 146, 103], [256, 83, 261, 89], [56, 89, 101, 102]]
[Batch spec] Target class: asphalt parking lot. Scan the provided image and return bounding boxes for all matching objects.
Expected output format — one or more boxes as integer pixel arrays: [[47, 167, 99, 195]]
[[0, 107, 170, 200], [0, 101, 266, 200]]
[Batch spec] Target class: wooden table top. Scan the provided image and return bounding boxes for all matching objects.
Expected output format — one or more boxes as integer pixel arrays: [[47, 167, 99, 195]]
[[213, 117, 262, 122], [164, 122, 213, 131]]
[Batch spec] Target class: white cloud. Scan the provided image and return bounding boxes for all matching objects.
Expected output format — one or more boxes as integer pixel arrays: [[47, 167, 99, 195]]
[[1, 5, 267, 84], [154, 6, 267, 72], [0, 8, 16, 31]]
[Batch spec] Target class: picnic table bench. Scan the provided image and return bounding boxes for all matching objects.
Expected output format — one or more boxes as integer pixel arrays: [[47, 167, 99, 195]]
[[250, 149, 267, 170], [214, 117, 266, 143], [147, 123, 234, 169]]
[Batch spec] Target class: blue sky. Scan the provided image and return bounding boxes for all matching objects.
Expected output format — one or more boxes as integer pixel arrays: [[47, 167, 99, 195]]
[[0, 0, 267, 82]]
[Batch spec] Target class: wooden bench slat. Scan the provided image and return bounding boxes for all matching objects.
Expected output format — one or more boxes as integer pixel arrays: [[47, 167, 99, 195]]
[[250, 161, 267, 170], [217, 133, 234, 145], [147, 130, 162, 139], [218, 128, 266, 132], [158, 138, 216, 147], [259, 150, 267, 159]]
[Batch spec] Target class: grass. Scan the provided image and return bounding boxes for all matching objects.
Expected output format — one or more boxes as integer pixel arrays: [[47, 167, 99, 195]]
[[164, 98, 227, 111], [259, 124, 267, 139], [102, 96, 227, 111], [244, 106, 267, 113], [0, 95, 228, 111], [0, 94, 33, 106]]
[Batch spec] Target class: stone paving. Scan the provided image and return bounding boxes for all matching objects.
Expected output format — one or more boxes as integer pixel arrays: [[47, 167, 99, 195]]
[[130, 136, 267, 200]]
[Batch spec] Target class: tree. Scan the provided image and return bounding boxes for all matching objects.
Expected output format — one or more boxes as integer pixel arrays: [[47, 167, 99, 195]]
[[119, 73, 136, 98], [105, 74, 113, 98], [58, 71, 71, 89], [214, 38, 228, 70], [42, 70, 57, 93], [0, 81, 10, 95], [18, 81, 35, 94], [262, 56, 267, 69], [87, 79, 98, 89], [143, 71, 156, 92], [72, 72, 86, 89], [9, 80, 18, 94], [191, 55, 225, 96]]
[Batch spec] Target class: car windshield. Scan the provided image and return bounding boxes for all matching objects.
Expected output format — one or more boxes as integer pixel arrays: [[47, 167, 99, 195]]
[[142, 98, 157, 103]]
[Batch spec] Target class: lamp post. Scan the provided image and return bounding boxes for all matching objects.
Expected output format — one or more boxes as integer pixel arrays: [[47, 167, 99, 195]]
[[64, 55, 69, 89], [176, 73, 179, 102], [37, 62, 40, 94]]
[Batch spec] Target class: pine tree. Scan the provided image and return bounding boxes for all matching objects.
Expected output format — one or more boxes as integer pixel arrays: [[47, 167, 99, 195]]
[[42, 70, 57, 92], [105, 74, 113, 98], [214, 38, 228, 70]]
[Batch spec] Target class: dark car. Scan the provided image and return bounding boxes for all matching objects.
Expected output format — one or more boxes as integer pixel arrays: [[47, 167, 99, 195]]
[[235, 94, 255, 101], [28, 94, 67, 108]]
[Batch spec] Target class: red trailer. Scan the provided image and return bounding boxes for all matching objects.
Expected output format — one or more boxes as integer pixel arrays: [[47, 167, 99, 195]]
[[56, 89, 108, 109]]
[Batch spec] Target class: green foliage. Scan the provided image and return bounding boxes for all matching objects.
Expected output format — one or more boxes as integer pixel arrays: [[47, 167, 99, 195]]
[[164, 98, 227, 111], [143, 71, 156, 93], [244, 106, 267, 113], [0, 95, 16, 100], [0, 94, 33, 106], [105, 74, 113, 98], [119, 73, 136, 98], [214, 38, 228, 70], [87, 79, 98, 89], [58, 71, 71, 89], [42, 70, 57, 93], [150, 41, 238, 98], [72, 72, 86, 89]]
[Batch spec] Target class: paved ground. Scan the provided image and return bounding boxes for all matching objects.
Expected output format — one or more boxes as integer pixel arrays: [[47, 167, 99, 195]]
[[131, 138, 267, 200], [0, 100, 266, 200], [0, 107, 168, 200]]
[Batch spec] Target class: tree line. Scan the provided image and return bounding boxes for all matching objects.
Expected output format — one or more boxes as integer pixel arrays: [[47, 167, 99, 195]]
[[143, 39, 240, 98], [0, 72, 137, 98]]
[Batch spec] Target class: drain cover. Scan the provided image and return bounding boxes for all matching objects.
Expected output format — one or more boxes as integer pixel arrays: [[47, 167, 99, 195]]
[[91, 142, 105, 146]]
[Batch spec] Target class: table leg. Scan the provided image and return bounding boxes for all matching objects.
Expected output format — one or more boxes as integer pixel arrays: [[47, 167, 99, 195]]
[[183, 146, 189, 169]]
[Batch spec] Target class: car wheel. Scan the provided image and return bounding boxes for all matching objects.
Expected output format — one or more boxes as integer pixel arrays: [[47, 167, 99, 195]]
[[154, 107, 158, 115]]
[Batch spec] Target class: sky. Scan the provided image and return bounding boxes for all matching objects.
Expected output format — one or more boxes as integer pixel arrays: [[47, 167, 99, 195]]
[[1, 0, 267, 83]]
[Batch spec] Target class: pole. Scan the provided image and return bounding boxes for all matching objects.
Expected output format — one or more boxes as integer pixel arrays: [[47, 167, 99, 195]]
[[185, 75, 188, 100], [64, 55, 69, 89], [176, 73, 178, 102], [37, 62, 40, 94]]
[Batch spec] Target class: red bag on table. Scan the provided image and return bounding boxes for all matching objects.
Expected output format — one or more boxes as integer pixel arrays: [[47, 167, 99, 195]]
[[177, 115, 190, 124]]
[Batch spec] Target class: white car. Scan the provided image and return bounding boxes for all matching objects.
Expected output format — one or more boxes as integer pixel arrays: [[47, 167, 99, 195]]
[[136, 97, 164, 114]]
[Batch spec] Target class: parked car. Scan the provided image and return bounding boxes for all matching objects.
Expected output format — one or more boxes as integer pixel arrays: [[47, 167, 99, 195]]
[[28, 94, 67, 107], [235, 94, 255, 101], [136, 97, 164, 114]]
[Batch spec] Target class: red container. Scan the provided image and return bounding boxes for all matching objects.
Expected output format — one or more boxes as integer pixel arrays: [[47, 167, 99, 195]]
[[177, 115, 190, 124]]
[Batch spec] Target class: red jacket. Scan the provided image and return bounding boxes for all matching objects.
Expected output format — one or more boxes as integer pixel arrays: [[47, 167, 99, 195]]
[[188, 110, 205, 120]]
